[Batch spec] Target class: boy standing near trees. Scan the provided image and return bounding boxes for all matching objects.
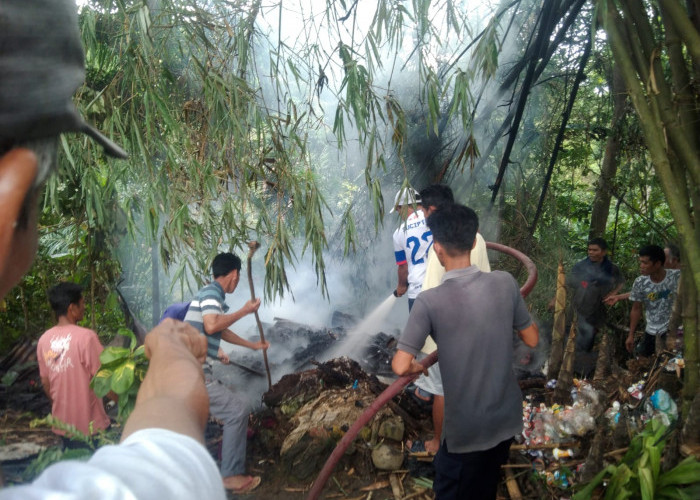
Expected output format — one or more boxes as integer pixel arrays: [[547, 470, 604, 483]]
[[37, 282, 110, 443], [625, 245, 681, 356]]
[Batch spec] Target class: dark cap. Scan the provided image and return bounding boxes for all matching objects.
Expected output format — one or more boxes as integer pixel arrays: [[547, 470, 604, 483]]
[[0, 0, 127, 158]]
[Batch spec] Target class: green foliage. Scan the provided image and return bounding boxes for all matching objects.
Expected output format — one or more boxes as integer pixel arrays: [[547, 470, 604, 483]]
[[91, 328, 148, 422], [22, 446, 93, 481], [24, 414, 119, 481], [572, 421, 700, 499]]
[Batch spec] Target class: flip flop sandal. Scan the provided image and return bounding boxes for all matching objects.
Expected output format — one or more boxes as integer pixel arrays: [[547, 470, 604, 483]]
[[230, 475, 261, 495]]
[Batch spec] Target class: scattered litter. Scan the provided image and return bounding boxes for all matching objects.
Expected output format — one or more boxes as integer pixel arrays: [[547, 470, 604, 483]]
[[552, 447, 574, 459], [644, 389, 678, 426], [604, 401, 621, 427], [627, 379, 645, 400]]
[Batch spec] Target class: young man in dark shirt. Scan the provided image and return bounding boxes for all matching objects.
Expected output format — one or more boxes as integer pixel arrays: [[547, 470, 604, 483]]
[[566, 237, 624, 351]]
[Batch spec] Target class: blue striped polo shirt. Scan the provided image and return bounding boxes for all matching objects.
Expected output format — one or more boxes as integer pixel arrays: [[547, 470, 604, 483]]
[[184, 281, 229, 360]]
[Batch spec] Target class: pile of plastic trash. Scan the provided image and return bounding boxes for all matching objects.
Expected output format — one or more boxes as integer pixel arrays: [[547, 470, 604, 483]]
[[521, 379, 599, 447]]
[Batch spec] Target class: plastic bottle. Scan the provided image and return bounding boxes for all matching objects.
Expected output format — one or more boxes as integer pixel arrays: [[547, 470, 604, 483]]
[[552, 447, 574, 459], [604, 401, 621, 426]]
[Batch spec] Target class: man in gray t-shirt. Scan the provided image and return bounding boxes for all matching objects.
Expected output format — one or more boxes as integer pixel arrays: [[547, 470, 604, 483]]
[[392, 204, 538, 500]]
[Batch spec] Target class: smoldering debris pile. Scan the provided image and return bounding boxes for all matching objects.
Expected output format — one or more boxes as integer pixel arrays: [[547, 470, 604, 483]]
[[246, 357, 429, 484], [222, 313, 401, 383]]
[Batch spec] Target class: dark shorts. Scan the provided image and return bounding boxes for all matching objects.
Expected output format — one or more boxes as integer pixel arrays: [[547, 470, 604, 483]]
[[636, 331, 666, 357], [408, 298, 415, 311], [433, 438, 512, 500]]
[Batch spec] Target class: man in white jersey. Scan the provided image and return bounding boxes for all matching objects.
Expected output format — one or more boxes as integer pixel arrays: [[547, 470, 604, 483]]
[[392, 187, 432, 311]]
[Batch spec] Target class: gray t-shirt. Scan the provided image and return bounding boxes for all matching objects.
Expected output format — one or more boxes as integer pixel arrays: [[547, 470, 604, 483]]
[[629, 269, 681, 335], [398, 266, 532, 453]]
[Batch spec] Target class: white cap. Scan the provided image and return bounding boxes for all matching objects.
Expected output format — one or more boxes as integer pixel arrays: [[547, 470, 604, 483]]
[[390, 187, 421, 213]]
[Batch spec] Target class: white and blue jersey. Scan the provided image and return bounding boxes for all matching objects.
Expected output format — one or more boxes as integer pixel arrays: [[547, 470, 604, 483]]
[[393, 210, 432, 299]]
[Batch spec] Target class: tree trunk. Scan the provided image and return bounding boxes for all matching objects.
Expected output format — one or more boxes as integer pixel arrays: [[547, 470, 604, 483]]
[[589, 65, 626, 239], [554, 320, 577, 404], [593, 329, 612, 384]]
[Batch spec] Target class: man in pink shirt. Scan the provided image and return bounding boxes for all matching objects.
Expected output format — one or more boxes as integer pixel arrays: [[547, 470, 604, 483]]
[[37, 282, 110, 443]]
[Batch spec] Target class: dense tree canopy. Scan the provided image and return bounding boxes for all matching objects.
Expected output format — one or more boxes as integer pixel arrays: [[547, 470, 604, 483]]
[[1, 0, 698, 414]]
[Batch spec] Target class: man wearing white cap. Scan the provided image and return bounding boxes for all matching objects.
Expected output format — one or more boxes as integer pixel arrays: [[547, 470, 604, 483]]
[[391, 187, 432, 311]]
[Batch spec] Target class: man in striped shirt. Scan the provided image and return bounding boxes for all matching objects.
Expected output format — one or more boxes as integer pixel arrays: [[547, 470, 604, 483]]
[[185, 252, 269, 494]]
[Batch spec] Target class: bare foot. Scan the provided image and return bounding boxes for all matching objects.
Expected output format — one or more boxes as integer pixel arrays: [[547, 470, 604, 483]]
[[223, 475, 261, 493]]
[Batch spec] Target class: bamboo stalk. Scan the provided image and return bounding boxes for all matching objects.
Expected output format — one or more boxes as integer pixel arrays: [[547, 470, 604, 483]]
[[548, 261, 567, 379]]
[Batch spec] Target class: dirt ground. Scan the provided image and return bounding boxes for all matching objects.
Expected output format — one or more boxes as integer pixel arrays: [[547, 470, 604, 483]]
[[1, 348, 693, 500]]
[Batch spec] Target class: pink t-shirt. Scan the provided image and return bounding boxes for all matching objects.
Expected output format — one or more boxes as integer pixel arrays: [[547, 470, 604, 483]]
[[36, 325, 110, 435]]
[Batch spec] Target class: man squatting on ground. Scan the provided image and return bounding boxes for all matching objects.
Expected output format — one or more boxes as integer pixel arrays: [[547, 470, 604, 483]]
[[392, 204, 539, 500], [562, 237, 624, 352], [37, 283, 111, 444], [184, 252, 269, 494], [392, 187, 432, 310], [624, 245, 681, 357], [0, 1, 227, 498], [410, 184, 491, 455]]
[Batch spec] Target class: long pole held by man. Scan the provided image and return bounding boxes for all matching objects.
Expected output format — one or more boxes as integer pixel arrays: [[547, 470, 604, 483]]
[[247, 240, 272, 389]]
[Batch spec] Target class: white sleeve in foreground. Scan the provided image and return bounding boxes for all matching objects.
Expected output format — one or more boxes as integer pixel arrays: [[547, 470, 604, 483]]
[[0, 429, 225, 500]]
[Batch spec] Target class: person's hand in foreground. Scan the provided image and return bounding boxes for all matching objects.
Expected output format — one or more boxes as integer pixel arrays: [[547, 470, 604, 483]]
[[122, 319, 209, 443]]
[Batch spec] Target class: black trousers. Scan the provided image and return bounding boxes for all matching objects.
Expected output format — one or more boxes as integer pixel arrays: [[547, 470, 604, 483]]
[[637, 331, 666, 357], [433, 438, 512, 500]]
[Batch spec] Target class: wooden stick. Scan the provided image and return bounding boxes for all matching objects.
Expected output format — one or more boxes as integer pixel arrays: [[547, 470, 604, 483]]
[[389, 473, 403, 499], [604, 447, 628, 458], [504, 467, 523, 500], [510, 441, 578, 450], [247, 241, 272, 389]]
